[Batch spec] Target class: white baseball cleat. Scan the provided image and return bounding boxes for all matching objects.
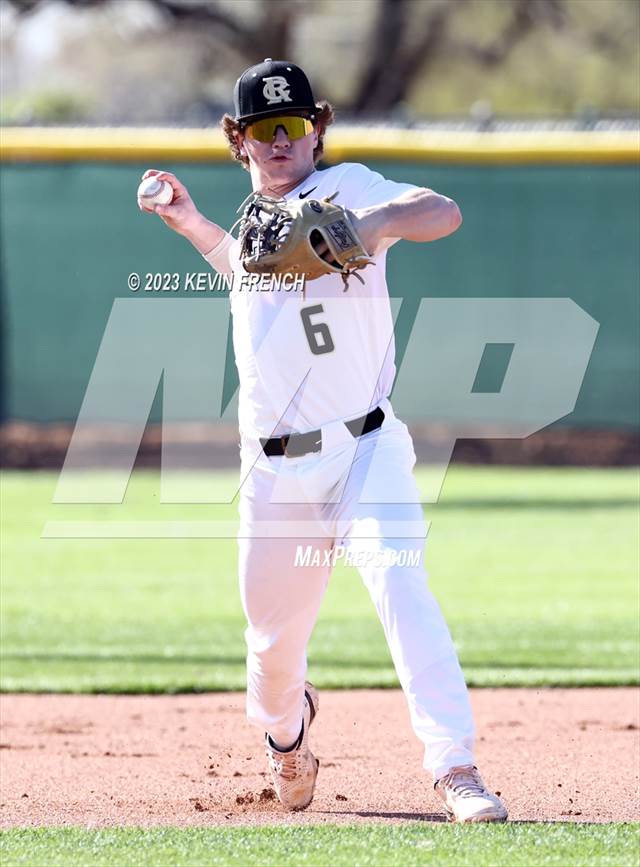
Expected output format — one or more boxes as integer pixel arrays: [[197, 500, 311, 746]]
[[435, 765, 508, 823], [265, 682, 319, 811]]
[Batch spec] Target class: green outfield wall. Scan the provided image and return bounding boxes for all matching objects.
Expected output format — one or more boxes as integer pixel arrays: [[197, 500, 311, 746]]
[[1, 130, 638, 428]]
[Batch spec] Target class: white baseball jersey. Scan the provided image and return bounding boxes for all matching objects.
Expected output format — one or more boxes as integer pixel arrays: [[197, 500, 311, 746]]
[[205, 162, 417, 439]]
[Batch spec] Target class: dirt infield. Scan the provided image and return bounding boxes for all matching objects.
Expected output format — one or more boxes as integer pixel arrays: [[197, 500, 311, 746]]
[[1, 689, 638, 827]]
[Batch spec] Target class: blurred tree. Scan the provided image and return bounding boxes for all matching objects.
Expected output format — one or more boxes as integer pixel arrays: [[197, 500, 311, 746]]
[[11, 0, 304, 61], [353, 0, 639, 113], [1, 89, 92, 123], [5, 0, 639, 120], [124, 0, 302, 60]]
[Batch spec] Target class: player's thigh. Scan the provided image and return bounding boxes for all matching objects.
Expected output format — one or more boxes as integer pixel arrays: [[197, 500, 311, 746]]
[[238, 462, 333, 628], [239, 534, 334, 626], [336, 421, 426, 540]]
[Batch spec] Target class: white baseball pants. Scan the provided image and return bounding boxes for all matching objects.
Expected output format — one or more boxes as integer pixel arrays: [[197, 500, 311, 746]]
[[237, 400, 475, 780]]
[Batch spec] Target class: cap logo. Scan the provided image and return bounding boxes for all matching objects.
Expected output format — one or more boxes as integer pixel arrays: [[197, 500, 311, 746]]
[[262, 76, 292, 105]]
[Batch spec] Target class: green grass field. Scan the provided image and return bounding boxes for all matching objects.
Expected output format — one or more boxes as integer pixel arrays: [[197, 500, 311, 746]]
[[1, 466, 638, 692], [1, 824, 638, 867], [2, 466, 638, 867]]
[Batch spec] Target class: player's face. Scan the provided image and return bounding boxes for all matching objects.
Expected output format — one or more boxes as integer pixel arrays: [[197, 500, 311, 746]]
[[238, 117, 318, 190]]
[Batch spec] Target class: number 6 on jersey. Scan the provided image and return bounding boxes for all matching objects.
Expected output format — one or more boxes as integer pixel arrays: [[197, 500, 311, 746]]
[[300, 304, 335, 355]]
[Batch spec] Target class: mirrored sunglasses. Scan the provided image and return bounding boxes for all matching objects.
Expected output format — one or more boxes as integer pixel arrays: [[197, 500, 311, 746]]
[[244, 115, 314, 143]]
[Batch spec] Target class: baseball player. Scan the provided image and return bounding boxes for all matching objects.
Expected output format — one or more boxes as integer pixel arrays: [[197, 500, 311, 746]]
[[140, 59, 507, 823]]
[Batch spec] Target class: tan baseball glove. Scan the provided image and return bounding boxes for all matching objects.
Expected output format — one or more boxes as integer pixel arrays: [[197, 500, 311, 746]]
[[234, 191, 374, 290]]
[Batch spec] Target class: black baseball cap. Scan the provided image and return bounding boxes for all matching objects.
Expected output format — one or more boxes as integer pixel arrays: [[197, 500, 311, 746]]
[[233, 59, 317, 124]]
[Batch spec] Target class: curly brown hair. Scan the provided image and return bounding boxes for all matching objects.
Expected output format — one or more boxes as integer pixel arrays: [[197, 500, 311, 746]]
[[220, 101, 335, 170]]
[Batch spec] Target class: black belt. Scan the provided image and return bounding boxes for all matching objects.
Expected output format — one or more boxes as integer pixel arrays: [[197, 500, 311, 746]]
[[260, 406, 385, 458]]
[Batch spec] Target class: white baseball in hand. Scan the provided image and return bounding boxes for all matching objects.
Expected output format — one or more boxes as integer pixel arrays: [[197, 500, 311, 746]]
[[137, 177, 173, 207]]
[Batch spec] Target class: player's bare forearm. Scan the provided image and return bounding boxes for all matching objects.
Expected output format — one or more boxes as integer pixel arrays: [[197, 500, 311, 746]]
[[353, 188, 462, 250], [177, 213, 227, 256]]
